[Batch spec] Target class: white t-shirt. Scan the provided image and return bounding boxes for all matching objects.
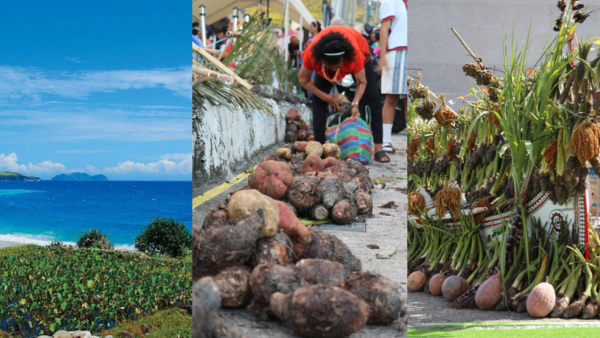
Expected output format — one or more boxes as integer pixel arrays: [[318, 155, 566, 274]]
[[379, 0, 407, 51]]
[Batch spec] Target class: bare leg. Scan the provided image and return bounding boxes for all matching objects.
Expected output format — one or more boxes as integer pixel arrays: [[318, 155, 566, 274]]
[[383, 94, 401, 124]]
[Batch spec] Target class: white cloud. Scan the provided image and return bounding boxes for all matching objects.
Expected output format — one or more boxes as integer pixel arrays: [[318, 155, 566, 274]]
[[104, 153, 192, 175], [0, 65, 191, 101], [0, 153, 66, 175], [0, 152, 192, 177]]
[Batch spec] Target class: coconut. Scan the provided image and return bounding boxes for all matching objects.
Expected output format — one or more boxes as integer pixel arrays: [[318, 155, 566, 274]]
[[407, 271, 427, 292], [526, 282, 555, 318], [442, 276, 468, 301], [475, 275, 503, 310], [429, 273, 446, 296]]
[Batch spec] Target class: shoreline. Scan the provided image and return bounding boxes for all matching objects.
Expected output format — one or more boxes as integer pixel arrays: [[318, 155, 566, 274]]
[[0, 240, 23, 249]]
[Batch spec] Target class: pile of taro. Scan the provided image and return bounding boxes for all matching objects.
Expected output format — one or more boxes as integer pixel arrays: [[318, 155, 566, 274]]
[[193, 108, 407, 338]]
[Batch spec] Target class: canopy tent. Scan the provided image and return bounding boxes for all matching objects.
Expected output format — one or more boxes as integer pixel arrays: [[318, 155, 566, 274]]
[[192, 0, 316, 31]]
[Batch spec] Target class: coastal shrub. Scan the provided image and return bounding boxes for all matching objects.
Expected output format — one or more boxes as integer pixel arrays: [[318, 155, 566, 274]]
[[0, 246, 191, 336], [76, 228, 112, 249], [134, 217, 192, 257]]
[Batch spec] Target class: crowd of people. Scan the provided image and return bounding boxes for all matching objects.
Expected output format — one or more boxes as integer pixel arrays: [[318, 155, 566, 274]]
[[194, 0, 406, 163]]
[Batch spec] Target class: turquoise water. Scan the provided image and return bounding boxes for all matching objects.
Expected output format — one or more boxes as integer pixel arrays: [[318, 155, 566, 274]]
[[0, 181, 191, 247]]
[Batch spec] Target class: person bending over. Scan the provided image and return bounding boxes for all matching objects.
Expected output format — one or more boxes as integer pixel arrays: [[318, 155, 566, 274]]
[[298, 25, 389, 163]]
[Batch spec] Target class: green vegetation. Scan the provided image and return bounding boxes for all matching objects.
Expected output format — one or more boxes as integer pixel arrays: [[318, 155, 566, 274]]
[[135, 218, 192, 258], [51, 173, 109, 181], [0, 245, 191, 337], [107, 308, 191, 338], [76, 228, 113, 250], [0, 172, 41, 181]]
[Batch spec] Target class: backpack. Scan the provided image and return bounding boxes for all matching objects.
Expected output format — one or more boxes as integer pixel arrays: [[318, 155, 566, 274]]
[[325, 108, 373, 164]]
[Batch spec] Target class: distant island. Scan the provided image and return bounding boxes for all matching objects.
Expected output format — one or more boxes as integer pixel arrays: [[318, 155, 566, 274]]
[[0, 171, 42, 181], [51, 172, 109, 181]]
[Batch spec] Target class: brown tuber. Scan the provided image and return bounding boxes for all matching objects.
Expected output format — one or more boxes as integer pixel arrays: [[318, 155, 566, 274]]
[[296, 258, 351, 286], [293, 229, 362, 271], [249, 230, 295, 268], [215, 267, 252, 308], [322, 157, 338, 168], [344, 272, 406, 324], [249, 263, 301, 308], [285, 131, 298, 143], [355, 190, 373, 214], [332, 199, 358, 224], [194, 209, 265, 279], [269, 285, 369, 338], [287, 176, 322, 212], [201, 205, 229, 232], [319, 175, 345, 209], [285, 108, 301, 121], [228, 189, 279, 238], [193, 277, 247, 338], [310, 204, 330, 220]]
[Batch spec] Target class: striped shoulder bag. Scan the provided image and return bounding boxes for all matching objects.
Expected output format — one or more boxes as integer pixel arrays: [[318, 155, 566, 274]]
[[325, 107, 373, 164]]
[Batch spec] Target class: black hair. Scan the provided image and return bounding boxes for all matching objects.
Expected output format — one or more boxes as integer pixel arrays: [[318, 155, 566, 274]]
[[312, 31, 356, 66], [193, 22, 199, 27], [311, 21, 322, 33], [193, 28, 199, 35]]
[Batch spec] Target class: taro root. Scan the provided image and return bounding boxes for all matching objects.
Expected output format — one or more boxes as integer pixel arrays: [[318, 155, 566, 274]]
[[290, 153, 306, 164], [248, 161, 294, 200], [310, 204, 330, 221], [285, 131, 298, 143], [429, 273, 446, 296], [344, 181, 357, 194], [275, 200, 312, 244], [344, 272, 406, 324], [249, 230, 294, 268], [297, 130, 308, 141], [287, 176, 322, 212], [275, 147, 292, 160], [322, 143, 341, 159], [442, 276, 468, 301], [269, 285, 369, 338], [286, 108, 301, 121], [526, 282, 555, 318], [299, 122, 309, 130], [323, 157, 339, 168], [193, 277, 247, 338], [355, 190, 373, 215], [201, 205, 229, 231], [293, 229, 362, 271], [321, 164, 356, 181], [301, 154, 324, 174], [286, 123, 298, 133], [228, 189, 279, 238], [307, 134, 315, 141], [319, 175, 345, 209], [296, 258, 351, 286], [249, 263, 301, 308], [305, 141, 324, 157], [293, 141, 308, 152], [332, 199, 357, 224], [194, 210, 265, 279], [475, 275, 502, 310], [215, 267, 252, 308], [407, 271, 426, 291]]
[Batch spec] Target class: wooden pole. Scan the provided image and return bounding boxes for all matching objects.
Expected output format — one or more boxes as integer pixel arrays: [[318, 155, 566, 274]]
[[193, 43, 253, 90], [450, 27, 481, 64]]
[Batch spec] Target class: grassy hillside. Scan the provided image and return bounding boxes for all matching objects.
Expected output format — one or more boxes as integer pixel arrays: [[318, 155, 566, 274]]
[[0, 171, 41, 181]]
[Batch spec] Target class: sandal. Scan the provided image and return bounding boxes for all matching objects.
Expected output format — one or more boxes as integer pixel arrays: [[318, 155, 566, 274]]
[[374, 151, 390, 163], [382, 142, 395, 153]]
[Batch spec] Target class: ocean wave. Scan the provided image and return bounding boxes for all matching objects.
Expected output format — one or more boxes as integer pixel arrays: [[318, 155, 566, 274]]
[[0, 233, 137, 251]]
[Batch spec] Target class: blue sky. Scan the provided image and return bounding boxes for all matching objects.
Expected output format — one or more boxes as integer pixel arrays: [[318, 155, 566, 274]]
[[0, 0, 190, 181]]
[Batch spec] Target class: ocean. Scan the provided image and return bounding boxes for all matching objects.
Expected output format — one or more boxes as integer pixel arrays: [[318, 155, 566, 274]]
[[0, 181, 191, 249]]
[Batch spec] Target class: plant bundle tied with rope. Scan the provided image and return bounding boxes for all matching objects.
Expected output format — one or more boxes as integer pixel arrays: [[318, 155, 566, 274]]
[[434, 186, 462, 221], [425, 137, 435, 155], [416, 95, 436, 120], [408, 191, 426, 216], [409, 73, 429, 100], [543, 139, 558, 170], [447, 138, 457, 161], [408, 134, 421, 160], [434, 94, 458, 128], [568, 119, 600, 163], [463, 62, 481, 79]]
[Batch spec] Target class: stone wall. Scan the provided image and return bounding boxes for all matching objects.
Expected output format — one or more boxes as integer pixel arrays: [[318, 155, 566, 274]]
[[193, 85, 312, 187]]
